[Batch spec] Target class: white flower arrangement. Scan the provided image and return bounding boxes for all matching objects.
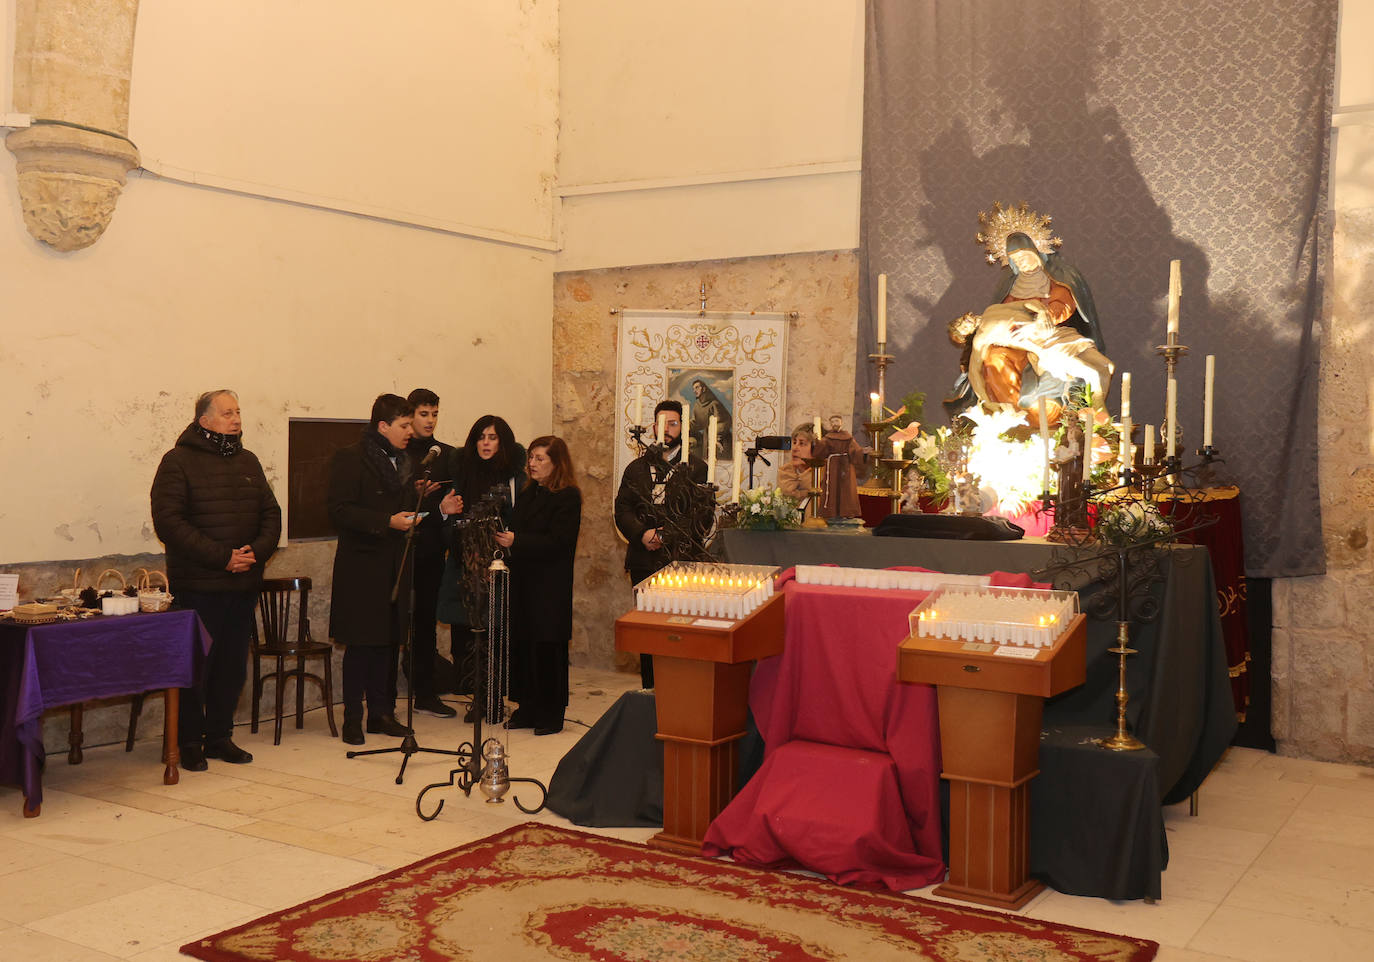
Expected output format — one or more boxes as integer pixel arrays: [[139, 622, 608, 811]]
[[735, 486, 801, 530]]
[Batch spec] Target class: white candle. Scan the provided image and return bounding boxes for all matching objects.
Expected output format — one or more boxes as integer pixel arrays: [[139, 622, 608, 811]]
[[657, 412, 666, 447], [1167, 259, 1181, 337], [1203, 354, 1215, 447], [634, 385, 643, 425], [878, 273, 888, 343], [707, 415, 718, 478], [870, 393, 881, 422], [1166, 378, 1178, 458], [893, 439, 903, 460], [731, 440, 743, 501], [682, 403, 691, 460], [1120, 417, 1132, 470], [1082, 409, 1094, 482], [814, 415, 823, 439], [1144, 424, 1155, 463], [1120, 372, 1131, 421], [1038, 398, 1050, 493]]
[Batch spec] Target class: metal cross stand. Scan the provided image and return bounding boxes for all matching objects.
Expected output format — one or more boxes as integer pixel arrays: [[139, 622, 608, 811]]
[[415, 552, 547, 819]]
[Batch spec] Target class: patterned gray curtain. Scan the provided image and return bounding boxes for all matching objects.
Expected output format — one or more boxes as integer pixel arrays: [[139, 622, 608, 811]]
[[858, 0, 1335, 577]]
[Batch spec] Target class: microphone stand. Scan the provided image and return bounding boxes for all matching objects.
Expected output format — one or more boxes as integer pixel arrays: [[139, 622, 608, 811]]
[[348, 448, 464, 784], [743, 446, 771, 490]]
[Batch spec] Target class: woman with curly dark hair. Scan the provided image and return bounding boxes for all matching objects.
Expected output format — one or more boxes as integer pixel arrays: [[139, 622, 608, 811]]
[[436, 415, 525, 713]]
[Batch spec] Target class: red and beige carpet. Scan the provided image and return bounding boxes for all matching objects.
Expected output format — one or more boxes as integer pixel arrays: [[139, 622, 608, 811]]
[[182, 823, 1157, 962]]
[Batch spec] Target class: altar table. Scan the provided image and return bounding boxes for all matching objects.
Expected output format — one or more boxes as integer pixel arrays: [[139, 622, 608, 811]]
[[0, 610, 212, 815], [704, 571, 1035, 890], [721, 530, 1236, 899]]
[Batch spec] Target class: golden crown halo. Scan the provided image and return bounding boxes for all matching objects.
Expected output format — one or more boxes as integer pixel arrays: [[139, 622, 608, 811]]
[[975, 201, 1062, 266]]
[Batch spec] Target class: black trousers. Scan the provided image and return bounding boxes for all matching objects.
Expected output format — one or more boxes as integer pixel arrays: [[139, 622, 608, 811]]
[[177, 589, 258, 746], [343, 646, 397, 723], [409, 548, 444, 699]]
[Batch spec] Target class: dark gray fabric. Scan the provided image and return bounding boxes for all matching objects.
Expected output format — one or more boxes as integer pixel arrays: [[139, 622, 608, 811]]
[[858, 0, 1336, 577]]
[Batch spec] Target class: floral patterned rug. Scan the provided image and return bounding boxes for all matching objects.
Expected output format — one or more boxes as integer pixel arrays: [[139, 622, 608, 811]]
[[181, 822, 1157, 962]]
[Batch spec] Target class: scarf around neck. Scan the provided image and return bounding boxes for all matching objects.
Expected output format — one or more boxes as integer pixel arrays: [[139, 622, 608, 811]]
[[362, 429, 412, 493], [197, 425, 243, 457]]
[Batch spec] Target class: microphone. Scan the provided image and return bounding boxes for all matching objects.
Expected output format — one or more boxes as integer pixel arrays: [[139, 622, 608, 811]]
[[420, 445, 442, 467]]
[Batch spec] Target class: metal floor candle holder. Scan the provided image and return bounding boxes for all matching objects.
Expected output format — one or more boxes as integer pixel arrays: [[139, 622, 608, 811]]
[[1036, 446, 1225, 752], [415, 553, 547, 820]]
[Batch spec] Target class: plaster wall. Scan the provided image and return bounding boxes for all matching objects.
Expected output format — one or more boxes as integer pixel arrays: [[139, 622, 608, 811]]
[[130, 0, 559, 246], [555, 0, 863, 270]]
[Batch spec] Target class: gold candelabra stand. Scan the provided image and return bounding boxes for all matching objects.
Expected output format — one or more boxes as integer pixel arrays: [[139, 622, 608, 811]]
[[858, 419, 892, 498], [1099, 620, 1146, 751], [802, 456, 829, 528], [1155, 331, 1189, 485], [878, 457, 914, 516]]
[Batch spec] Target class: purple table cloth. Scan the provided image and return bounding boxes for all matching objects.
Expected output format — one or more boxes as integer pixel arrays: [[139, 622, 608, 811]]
[[0, 609, 212, 810]]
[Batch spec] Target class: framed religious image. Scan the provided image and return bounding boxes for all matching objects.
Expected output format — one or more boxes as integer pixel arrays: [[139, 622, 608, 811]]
[[667, 368, 734, 461], [614, 310, 790, 502]]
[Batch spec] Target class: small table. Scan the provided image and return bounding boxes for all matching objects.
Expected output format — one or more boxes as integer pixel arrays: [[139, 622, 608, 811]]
[[0, 609, 211, 816]]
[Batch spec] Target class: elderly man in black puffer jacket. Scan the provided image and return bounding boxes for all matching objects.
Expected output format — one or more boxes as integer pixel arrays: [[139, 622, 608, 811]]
[[151, 390, 281, 771]]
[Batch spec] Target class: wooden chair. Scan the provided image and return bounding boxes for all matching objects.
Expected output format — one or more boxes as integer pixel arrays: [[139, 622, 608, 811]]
[[250, 577, 338, 744]]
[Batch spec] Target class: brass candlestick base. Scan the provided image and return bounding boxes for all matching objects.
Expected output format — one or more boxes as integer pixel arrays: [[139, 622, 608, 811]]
[[878, 457, 914, 515], [1099, 620, 1146, 751]]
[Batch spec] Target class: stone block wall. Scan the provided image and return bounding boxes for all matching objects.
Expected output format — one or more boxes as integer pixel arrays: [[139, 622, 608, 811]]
[[552, 251, 860, 672], [1272, 207, 1374, 762]]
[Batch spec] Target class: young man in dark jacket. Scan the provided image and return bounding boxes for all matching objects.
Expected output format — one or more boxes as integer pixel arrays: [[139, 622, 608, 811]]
[[403, 387, 459, 717], [327, 394, 420, 745], [151, 389, 281, 770]]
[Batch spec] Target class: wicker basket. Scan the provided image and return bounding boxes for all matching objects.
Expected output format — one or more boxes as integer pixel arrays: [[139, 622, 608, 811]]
[[94, 568, 127, 594], [134, 568, 173, 613]]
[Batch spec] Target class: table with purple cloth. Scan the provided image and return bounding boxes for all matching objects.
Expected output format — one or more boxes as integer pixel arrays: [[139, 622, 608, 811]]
[[0, 609, 212, 816]]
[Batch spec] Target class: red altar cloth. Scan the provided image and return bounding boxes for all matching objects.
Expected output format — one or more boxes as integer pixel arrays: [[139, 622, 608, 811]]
[[704, 567, 1035, 890]]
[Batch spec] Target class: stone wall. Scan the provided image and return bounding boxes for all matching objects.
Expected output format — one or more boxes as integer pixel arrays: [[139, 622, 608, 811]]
[[552, 251, 860, 671], [1272, 207, 1374, 762]]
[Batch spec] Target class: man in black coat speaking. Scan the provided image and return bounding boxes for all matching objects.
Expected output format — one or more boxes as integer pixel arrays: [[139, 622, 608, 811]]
[[151, 389, 281, 771], [328, 394, 422, 746]]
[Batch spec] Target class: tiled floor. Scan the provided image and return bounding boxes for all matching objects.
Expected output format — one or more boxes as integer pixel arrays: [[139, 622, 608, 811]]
[[4, 669, 1374, 961]]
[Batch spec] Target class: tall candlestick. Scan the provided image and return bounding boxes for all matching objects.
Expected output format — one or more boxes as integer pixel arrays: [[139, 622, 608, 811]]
[[1120, 417, 1132, 471], [1082, 409, 1094, 482], [1120, 371, 1131, 421], [1038, 398, 1050, 493], [1166, 378, 1178, 458], [633, 384, 643, 425], [707, 415, 718, 478], [869, 393, 881, 422], [1144, 424, 1155, 463], [1166, 259, 1181, 337], [877, 273, 888, 343], [1203, 354, 1215, 447], [731, 440, 743, 501], [814, 415, 823, 439], [682, 403, 691, 460], [657, 412, 666, 447]]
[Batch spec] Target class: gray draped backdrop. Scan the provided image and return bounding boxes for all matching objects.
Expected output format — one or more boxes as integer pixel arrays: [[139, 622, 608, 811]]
[[858, 0, 1335, 577]]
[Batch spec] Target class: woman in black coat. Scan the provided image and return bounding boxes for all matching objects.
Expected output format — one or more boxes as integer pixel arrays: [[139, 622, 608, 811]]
[[495, 436, 581, 735], [436, 415, 525, 628]]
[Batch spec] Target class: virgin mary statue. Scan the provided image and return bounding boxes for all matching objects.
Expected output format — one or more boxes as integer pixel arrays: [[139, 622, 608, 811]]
[[945, 205, 1113, 427]]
